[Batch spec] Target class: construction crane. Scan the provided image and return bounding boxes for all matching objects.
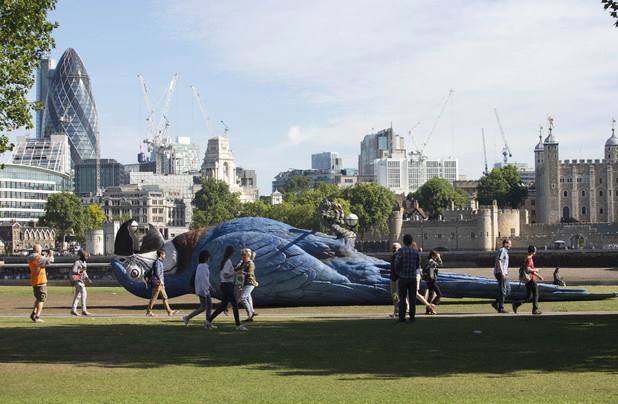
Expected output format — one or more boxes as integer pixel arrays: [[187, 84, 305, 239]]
[[415, 89, 454, 161], [137, 73, 178, 170], [493, 108, 512, 165], [481, 128, 489, 175], [189, 85, 215, 137]]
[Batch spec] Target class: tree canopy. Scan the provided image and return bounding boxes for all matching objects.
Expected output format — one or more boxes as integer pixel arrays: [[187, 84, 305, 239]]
[[86, 203, 106, 230], [0, 0, 57, 158], [412, 177, 468, 219], [477, 165, 528, 208], [602, 0, 618, 27], [279, 175, 312, 198], [341, 183, 395, 236], [191, 177, 241, 228], [39, 192, 91, 241]]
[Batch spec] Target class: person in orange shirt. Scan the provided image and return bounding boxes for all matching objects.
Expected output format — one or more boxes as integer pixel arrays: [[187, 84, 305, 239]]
[[27, 244, 54, 322]]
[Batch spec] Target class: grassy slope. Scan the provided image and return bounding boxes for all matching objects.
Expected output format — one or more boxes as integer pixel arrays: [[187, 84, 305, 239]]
[[0, 314, 617, 403]]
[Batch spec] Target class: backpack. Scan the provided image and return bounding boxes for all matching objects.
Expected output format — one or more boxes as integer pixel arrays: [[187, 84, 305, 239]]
[[422, 261, 436, 282], [518, 262, 531, 283], [144, 261, 156, 283]]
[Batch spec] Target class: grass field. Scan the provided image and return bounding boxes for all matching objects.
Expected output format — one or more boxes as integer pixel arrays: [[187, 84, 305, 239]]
[[0, 286, 617, 403]]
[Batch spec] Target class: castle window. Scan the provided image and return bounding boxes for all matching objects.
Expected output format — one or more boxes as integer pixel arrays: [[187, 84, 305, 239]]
[[582, 206, 587, 215], [470, 232, 476, 239], [582, 190, 586, 197], [577, 177, 582, 183], [450, 233, 455, 239], [551, 183, 556, 189], [615, 190, 618, 197], [600, 208, 604, 214], [531, 209, 536, 216], [423, 233, 428, 240], [563, 191, 568, 197], [600, 178, 603, 184], [437, 234, 442, 239], [560, 178, 564, 183], [600, 190, 604, 197]]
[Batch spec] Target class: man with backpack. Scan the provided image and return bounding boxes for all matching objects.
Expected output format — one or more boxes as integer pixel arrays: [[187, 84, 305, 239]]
[[491, 239, 511, 314], [512, 245, 544, 315], [145, 249, 179, 317]]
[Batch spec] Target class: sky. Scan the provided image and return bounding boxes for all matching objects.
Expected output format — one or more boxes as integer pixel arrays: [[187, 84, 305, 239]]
[[10, 0, 618, 194]]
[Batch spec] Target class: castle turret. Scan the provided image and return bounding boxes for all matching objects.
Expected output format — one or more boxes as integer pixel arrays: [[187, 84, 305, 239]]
[[541, 117, 560, 224], [605, 118, 618, 163], [534, 127, 545, 221]]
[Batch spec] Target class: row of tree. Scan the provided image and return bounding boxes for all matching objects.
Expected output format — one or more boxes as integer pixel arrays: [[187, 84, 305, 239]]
[[39, 193, 106, 243], [192, 177, 396, 237]]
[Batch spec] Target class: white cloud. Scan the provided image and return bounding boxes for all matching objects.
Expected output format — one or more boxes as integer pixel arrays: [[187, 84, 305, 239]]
[[160, 0, 618, 186]]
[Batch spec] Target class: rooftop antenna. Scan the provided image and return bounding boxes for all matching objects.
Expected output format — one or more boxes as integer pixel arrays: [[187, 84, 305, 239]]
[[548, 115, 555, 134], [612, 117, 616, 135]]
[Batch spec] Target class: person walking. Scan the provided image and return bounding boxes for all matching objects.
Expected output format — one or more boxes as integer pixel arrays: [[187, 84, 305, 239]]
[[393, 234, 421, 322], [553, 267, 566, 286], [146, 249, 179, 317], [183, 250, 216, 329], [27, 244, 54, 323], [208, 246, 248, 331], [423, 250, 442, 314], [389, 242, 402, 318], [239, 249, 259, 322], [492, 239, 512, 313], [70, 250, 92, 316], [513, 245, 544, 315]]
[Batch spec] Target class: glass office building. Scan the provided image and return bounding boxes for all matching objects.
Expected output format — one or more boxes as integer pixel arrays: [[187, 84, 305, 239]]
[[0, 164, 71, 223], [42, 48, 99, 165]]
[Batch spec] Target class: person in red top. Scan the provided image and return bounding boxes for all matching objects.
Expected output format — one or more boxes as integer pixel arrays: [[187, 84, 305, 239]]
[[513, 245, 544, 315]]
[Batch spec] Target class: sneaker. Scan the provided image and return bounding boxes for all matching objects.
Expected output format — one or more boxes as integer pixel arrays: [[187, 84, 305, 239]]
[[512, 303, 520, 314], [168, 310, 180, 317], [498, 309, 509, 314], [70, 310, 79, 316], [146, 312, 156, 317], [532, 310, 542, 315], [34, 317, 44, 323], [204, 322, 217, 330], [235, 325, 248, 331], [82, 311, 91, 316], [30, 312, 37, 322], [252, 312, 259, 317], [182, 316, 190, 327], [491, 302, 498, 312]]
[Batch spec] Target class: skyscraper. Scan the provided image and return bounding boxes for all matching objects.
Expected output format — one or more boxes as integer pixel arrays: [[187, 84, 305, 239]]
[[36, 57, 56, 139], [358, 128, 406, 179], [42, 48, 99, 165]]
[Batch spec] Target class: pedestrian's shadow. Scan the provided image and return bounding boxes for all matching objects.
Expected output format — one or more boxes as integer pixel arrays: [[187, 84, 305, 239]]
[[0, 315, 616, 378]]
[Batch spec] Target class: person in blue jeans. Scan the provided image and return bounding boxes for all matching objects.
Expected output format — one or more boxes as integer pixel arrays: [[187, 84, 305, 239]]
[[183, 250, 216, 329], [208, 246, 248, 331], [492, 239, 511, 313], [393, 234, 421, 323]]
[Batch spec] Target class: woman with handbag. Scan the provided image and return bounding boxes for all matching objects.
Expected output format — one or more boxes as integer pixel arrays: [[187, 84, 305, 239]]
[[208, 246, 247, 331], [239, 249, 259, 322], [71, 250, 92, 316], [423, 250, 442, 314]]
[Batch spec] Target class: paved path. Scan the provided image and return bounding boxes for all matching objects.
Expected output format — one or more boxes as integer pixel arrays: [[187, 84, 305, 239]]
[[1, 311, 616, 320]]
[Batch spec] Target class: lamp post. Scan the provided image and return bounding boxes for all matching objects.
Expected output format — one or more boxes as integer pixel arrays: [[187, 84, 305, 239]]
[[345, 213, 359, 228]]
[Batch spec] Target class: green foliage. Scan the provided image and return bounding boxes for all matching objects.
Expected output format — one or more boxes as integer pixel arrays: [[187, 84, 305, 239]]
[[477, 165, 528, 208], [39, 192, 90, 241], [342, 183, 395, 235], [86, 203, 106, 230], [0, 0, 58, 157], [412, 177, 468, 219], [602, 0, 618, 27], [191, 177, 241, 228], [279, 175, 312, 198]]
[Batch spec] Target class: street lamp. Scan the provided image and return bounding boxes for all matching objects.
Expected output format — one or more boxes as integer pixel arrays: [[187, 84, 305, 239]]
[[345, 213, 359, 228]]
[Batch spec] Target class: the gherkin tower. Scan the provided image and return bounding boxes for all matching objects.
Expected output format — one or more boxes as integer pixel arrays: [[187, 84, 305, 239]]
[[42, 48, 99, 165]]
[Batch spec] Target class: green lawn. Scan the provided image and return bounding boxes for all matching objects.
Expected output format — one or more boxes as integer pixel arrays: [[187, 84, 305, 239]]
[[0, 314, 617, 403]]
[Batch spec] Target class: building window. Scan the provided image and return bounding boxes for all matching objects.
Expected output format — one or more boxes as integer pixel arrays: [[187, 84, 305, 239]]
[[600, 190, 604, 197], [582, 206, 587, 215], [470, 232, 475, 239], [600, 208, 604, 214], [531, 209, 536, 216], [582, 190, 586, 197], [560, 178, 564, 183], [551, 183, 556, 189], [600, 178, 603, 184], [423, 233, 428, 240], [563, 191, 568, 197], [450, 233, 455, 239], [531, 200, 535, 206]]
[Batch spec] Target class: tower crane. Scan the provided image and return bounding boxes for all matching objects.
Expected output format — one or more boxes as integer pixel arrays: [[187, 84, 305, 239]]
[[481, 128, 489, 176], [189, 85, 215, 137], [415, 89, 454, 161], [493, 108, 512, 165]]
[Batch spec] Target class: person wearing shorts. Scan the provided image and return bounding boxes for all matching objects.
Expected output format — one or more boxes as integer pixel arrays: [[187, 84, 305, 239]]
[[28, 244, 54, 323]]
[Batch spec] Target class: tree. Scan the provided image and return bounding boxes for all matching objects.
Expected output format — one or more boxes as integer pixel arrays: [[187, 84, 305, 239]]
[[477, 165, 528, 208], [342, 183, 395, 237], [86, 203, 106, 230], [39, 192, 90, 242], [192, 177, 241, 228], [412, 177, 468, 219], [280, 176, 312, 199], [602, 0, 618, 27], [0, 1, 58, 159]]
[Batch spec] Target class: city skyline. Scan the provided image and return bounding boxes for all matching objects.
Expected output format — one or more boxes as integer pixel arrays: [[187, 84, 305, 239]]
[[6, 0, 618, 194]]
